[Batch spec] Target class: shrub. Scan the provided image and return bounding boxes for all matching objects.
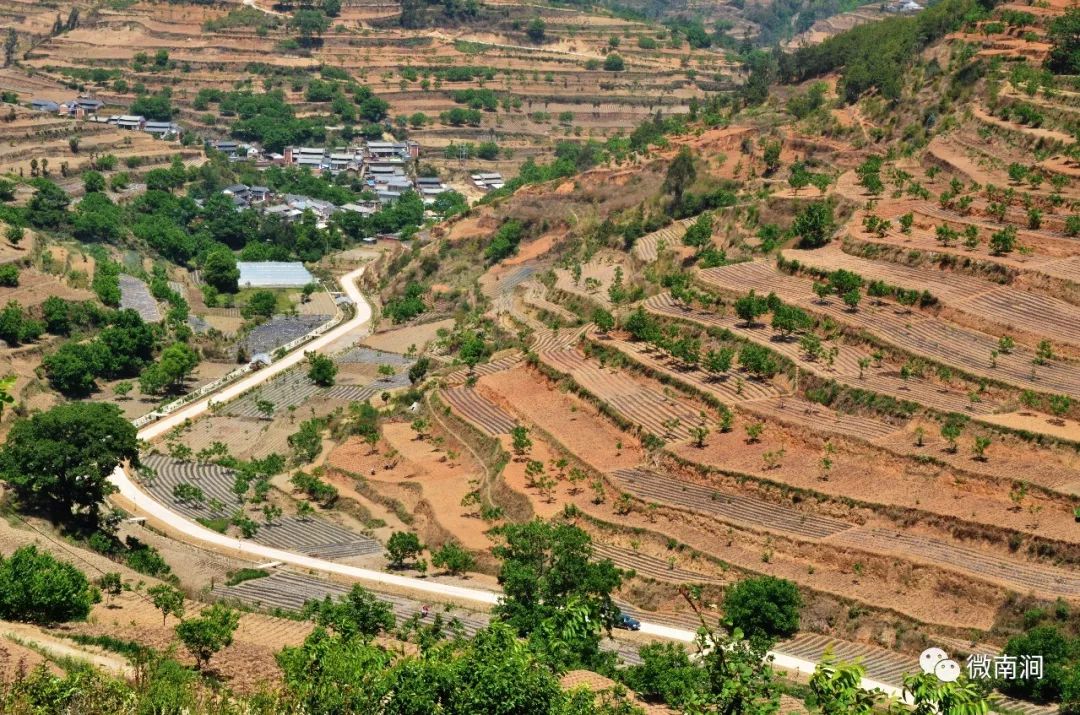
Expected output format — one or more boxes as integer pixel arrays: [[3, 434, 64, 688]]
[[722, 576, 802, 640]]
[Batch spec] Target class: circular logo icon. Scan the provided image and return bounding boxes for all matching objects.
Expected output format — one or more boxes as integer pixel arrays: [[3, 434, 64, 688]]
[[919, 647, 949, 675], [935, 658, 961, 683]]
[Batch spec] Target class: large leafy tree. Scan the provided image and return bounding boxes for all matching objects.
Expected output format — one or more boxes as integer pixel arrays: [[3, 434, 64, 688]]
[[201, 246, 239, 293], [0, 545, 95, 624], [722, 576, 802, 641], [26, 179, 70, 229], [663, 146, 696, 208], [492, 520, 625, 638], [302, 584, 395, 640], [792, 200, 836, 248], [0, 402, 138, 523], [1048, 8, 1080, 74]]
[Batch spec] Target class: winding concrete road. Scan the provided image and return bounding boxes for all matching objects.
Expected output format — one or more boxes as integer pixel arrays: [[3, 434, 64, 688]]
[[109, 264, 908, 702]]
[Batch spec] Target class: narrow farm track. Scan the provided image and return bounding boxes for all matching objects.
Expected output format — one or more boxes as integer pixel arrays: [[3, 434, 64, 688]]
[[786, 246, 1080, 348], [696, 263, 1080, 398], [644, 293, 999, 416], [539, 349, 702, 441], [440, 387, 518, 436], [609, 469, 852, 541]]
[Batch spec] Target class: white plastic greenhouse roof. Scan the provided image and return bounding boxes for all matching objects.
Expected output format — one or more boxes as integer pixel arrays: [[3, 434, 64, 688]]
[[237, 261, 314, 288]]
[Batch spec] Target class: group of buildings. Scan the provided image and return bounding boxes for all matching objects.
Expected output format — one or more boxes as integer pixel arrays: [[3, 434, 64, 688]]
[[30, 97, 182, 138]]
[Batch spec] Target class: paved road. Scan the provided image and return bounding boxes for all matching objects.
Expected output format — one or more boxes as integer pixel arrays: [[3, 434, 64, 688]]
[[110, 264, 910, 702]]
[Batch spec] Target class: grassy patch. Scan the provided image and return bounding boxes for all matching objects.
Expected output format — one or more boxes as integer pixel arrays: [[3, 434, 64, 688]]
[[225, 568, 271, 586], [196, 517, 230, 534]]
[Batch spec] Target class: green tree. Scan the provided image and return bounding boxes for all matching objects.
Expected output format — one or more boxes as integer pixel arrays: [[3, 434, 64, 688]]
[[289, 8, 330, 46], [0, 545, 95, 624], [739, 343, 779, 379], [0, 402, 138, 523], [722, 576, 802, 640], [148, 583, 185, 626], [303, 583, 395, 640], [809, 656, 887, 714], [526, 17, 546, 42], [592, 307, 615, 334], [242, 290, 276, 319], [202, 247, 238, 293], [734, 290, 768, 328], [940, 413, 967, 453], [41, 342, 106, 396], [26, 179, 70, 229], [175, 603, 240, 670], [96, 572, 122, 606], [139, 342, 199, 395], [771, 304, 811, 337], [306, 352, 338, 387], [1047, 8, 1080, 74], [432, 541, 476, 576], [492, 519, 625, 638], [603, 53, 625, 71], [682, 213, 713, 252], [663, 147, 696, 208], [624, 641, 706, 708], [793, 201, 835, 248], [386, 531, 423, 569], [511, 424, 532, 455]]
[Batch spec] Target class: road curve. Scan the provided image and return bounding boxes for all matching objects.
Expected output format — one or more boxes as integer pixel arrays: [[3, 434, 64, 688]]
[[109, 264, 908, 702]]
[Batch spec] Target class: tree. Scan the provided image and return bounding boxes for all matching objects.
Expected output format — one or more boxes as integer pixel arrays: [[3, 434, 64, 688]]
[[990, 224, 1017, 255], [243, 290, 277, 320], [408, 356, 430, 384], [793, 201, 835, 248], [940, 413, 967, 453], [663, 147, 696, 208], [624, 642, 706, 709], [255, 399, 275, 420], [307, 352, 338, 387], [202, 247, 238, 293], [841, 288, 861, 312], [386, 531, 423, 569], [1047, 8, 1080, 74], [762, 140, 782, 175], [771, 304, 811, 337], [96, 572, 122, 606], [511, 424, 532, 455], [301, 281, 318, 303], [3, 29, 16, 68], [139, 342, 199, 395], [5, 225, 23, 247], [175, 604, 240, 670], [739, 343, 779, 379], [722, 576, 802, 640], [1000, 625, 1075, 703], [0, 402, 138, 523], [492, 520, 625, 638], [432, 541, 476, 576], [42, 342, 105, 396], [682, 213, 713, 252], [734, 290, 768, 328], [0, 545, 94, 624], [82, 170, 105, 194], [704, 347, 734, 377], [809, 656, 887, 714], [72, 192, 123, 243], [26, 180, 70, 229], [592, 307, 615, 334], [0, 264, 18, 287], [303, 584, 395, 640], [526, 17, 546, 43], [603, 53, 625, 71], [148, 584, 185, 626], [289, 8, 330, 46]]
